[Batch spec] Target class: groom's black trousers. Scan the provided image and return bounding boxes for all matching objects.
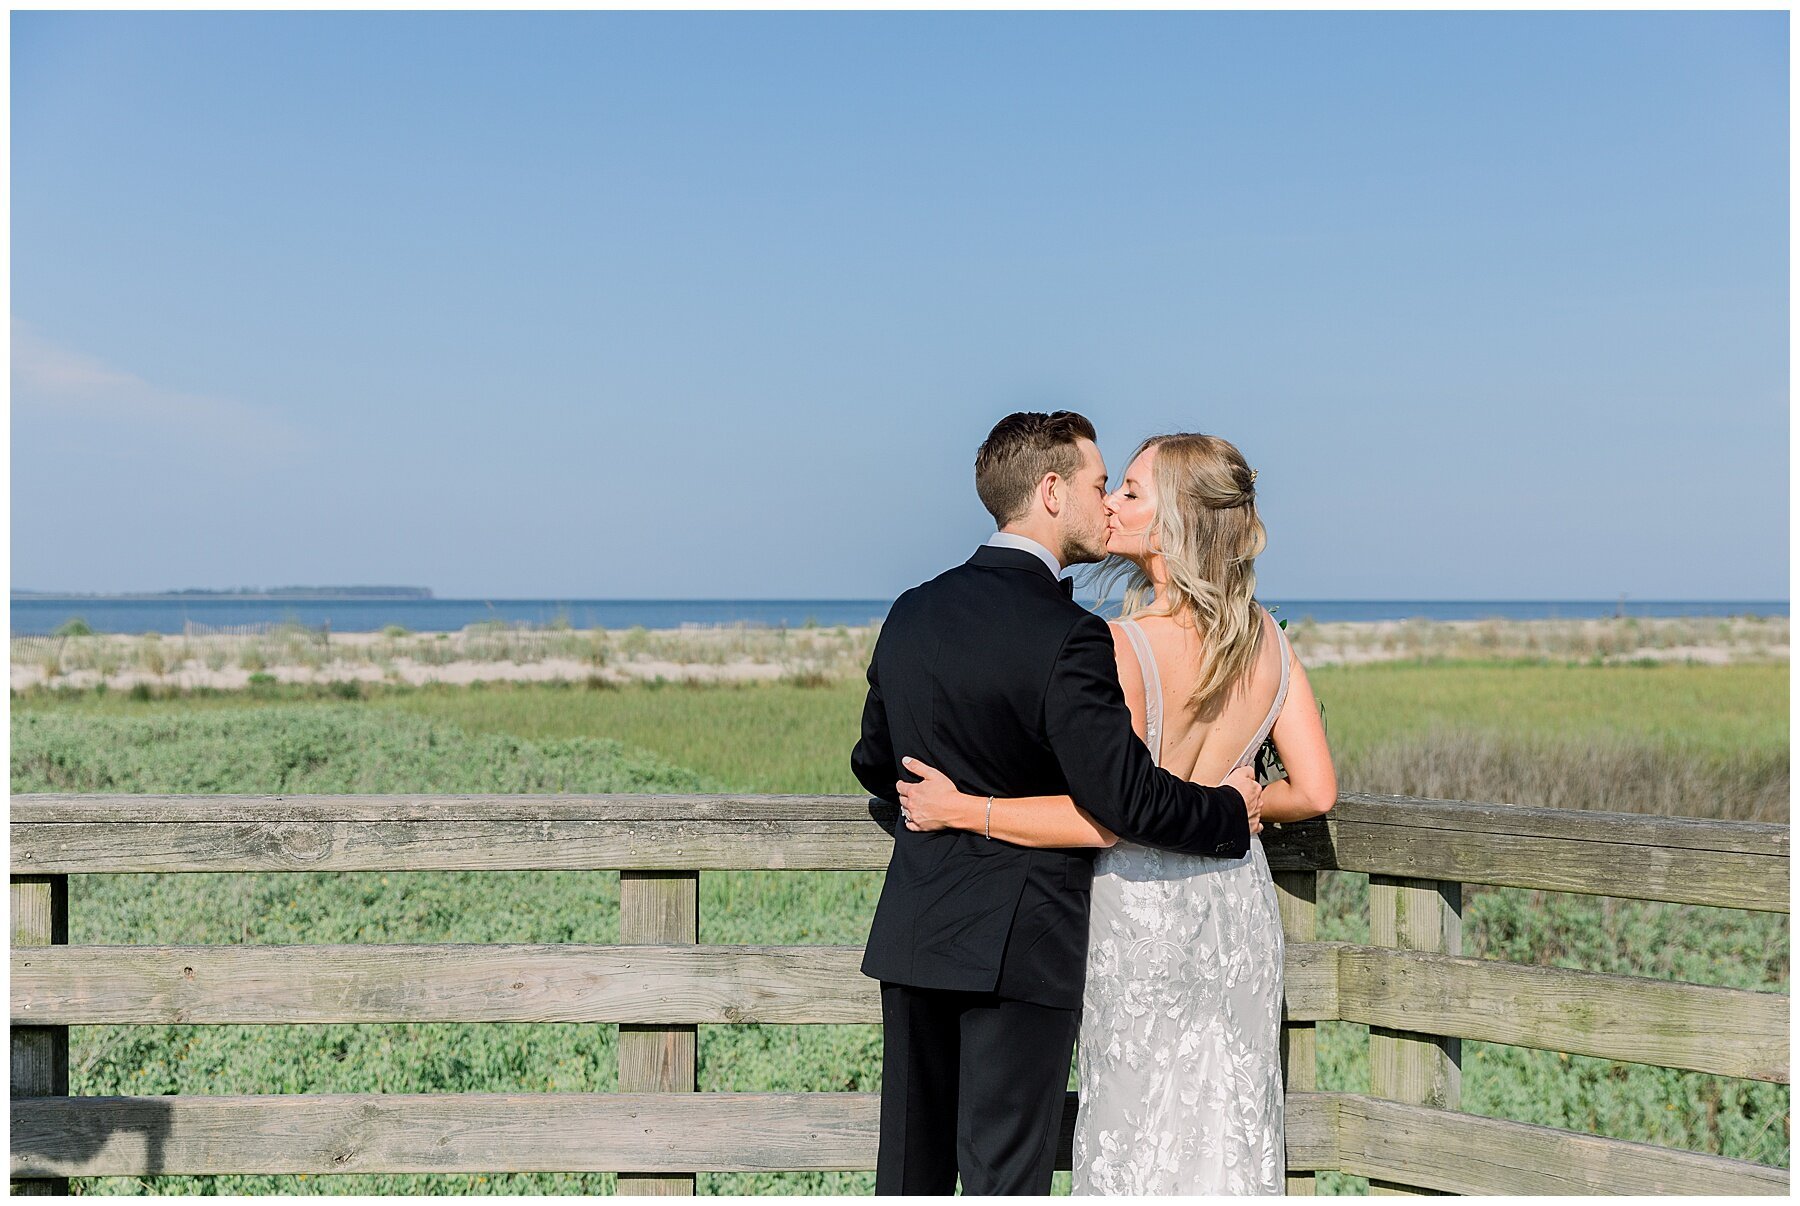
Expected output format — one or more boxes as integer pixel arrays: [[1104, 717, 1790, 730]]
[[876, 982, 1079, 1196]]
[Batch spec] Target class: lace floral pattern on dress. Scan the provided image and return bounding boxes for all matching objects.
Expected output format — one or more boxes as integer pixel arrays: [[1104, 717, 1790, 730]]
[[1072, 840, 1286, 1195], [1071, 614, 1288, 1196]]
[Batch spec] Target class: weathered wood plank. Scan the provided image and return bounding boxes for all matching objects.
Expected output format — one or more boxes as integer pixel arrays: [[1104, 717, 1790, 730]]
[[1368, 877, 1460, 1195], [10, 820, 895, 873], [9, 942, 1344, 1027], [1274, 869, 1320, 1195], [9, 1091, 1343, 1178], [1327, 819, 1786, 913], [10, 1092, 878, 1176], [1268, 800, 1788, 913], [10, 944, 876, 1025], [14, 938, 1778, 1081], [19, 792, 1779, 857], [1336, 793, 1789, 856], [9, 877, 68, 949], [1282, 941, 1337, 1022], [1244, 814, 1340, 873], [14, 794, 1785, 913], [1335, 1094, 1789, 1195], [13, 1091, 1775, 1188], [1337, 946, 1788, 1083], [10, 876, 68, 1196], [16, 817, 1781, 913], [10, 794, 880, 824], [1368, 881, 1461, 1111], [1281, 1091, 1339, 1174], [618, 871, 698, 1196]]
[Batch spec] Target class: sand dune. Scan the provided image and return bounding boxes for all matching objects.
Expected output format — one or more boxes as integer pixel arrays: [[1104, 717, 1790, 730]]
[[9, 615, 1786, 693]]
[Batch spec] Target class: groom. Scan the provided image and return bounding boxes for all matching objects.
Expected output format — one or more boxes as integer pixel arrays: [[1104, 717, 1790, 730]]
[[853, 410, 1262, 1195]]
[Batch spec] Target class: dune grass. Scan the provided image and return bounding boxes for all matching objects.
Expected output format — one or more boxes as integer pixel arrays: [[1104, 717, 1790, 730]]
[[11, 622, 881, 690], [1280, 613, 1788, 665]]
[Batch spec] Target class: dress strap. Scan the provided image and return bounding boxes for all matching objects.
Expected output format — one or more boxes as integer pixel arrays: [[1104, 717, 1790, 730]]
[[1232, 609, 1291, 770], [1116, 618, 1164, 767]]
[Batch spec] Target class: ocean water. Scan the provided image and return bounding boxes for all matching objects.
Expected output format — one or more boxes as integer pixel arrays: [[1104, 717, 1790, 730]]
[[7, 596, 1787, 636]]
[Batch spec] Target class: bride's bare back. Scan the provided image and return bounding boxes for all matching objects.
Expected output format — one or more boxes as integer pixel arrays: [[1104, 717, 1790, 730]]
[[1109, 606, 1287, 786]]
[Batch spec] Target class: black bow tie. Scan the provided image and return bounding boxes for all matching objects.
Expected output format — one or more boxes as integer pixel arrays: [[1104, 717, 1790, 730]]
[[1059, 576, 1075, 599]]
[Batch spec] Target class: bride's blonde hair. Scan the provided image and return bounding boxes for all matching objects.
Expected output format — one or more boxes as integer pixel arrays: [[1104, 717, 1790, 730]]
[[1092, 432, 1267, 718]]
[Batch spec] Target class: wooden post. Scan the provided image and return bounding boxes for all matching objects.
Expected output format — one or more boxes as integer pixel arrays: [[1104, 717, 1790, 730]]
[[1368, 875, 1462, 1196], [617, 870, 699, 1196], [12, 875, 70, 1196], [1273, 869, 1319, 1195]]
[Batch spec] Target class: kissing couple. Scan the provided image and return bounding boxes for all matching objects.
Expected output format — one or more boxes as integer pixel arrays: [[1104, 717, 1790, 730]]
[[853, 411, 1337, 1195]]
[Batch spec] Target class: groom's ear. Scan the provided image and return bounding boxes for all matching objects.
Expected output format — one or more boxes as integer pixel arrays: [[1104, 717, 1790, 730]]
[[1038, 471, 1063, 517]]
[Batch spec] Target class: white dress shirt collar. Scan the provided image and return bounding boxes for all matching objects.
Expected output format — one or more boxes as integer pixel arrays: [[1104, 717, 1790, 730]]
[[984, 531, 1063, 580]]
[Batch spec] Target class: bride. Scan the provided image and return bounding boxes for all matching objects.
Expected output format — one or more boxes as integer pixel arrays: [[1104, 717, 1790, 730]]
[[897, 431, 1337, 1195]]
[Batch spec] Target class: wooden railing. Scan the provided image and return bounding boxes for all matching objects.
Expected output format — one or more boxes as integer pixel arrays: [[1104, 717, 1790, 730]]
[[10, 793, 1791, 1195]]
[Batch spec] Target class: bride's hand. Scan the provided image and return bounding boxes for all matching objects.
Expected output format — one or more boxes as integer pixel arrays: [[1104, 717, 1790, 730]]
[[896, 756, 975, 832], [1223, 763, 1264, 836]]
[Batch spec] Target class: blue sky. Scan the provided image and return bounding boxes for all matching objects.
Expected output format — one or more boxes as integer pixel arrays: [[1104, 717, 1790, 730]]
[[11, 11, 1788, 600]]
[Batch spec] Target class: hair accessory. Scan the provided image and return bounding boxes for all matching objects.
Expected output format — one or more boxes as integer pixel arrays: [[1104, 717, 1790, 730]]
[[1249, 469, 1258, 484]]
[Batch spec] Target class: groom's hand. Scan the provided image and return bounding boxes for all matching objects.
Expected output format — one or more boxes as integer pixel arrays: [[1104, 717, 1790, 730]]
[[1223, 764, 1263, 836]]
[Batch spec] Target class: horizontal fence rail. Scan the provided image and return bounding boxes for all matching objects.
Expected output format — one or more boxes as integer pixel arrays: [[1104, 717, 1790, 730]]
[[9, 792, 1791, 1195], [12, 1091, 1785, 1194], [12, 793, 1790, 913], [1326, 1095, 1790, 1196], [13, 941, 1785, 1083]]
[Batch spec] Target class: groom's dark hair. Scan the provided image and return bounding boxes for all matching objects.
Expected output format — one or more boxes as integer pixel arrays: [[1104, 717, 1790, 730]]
[[975, 410, 1097, 526]]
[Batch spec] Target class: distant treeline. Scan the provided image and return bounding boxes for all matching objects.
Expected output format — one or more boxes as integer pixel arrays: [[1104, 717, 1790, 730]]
[[12, 586, 435, 600]]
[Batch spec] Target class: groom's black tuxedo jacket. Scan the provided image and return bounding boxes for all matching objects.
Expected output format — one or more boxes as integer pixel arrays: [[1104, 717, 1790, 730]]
[[854, 544, 1251, 1010]]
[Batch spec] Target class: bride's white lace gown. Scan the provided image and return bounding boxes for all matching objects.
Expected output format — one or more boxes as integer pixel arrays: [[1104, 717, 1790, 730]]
[[1072, 613, 1290, 1196]]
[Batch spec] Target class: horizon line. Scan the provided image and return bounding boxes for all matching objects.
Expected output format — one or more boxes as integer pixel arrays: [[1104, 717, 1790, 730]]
[[12, 593, 1791, 605]]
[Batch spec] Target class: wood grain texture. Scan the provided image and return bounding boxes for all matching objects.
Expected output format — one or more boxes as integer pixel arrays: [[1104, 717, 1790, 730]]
[[19, 790, 1778, 854], [1335, 793, 1788, 855], [1335, 945, 1788, 1082], [13, 1091, 1777, 1190], [10, 876, 68, 1196], [1274, 869, 1320, 1196], [11, 1092, 879, 1176], [1368, 879, 1462, 1110], [1260, 815, 1339, 872], [14, 794, 1784, 913], [1330, 821, 1785, 913], [617, 871, 698, 1196], [12, 944, 876, 1025], [1265, 799, 1787, 914], [9, 820, 894, 874], [1334, 1094, 1789, 1196], [10, 941, 1343, 1027], [1368, 876, 1460, 1196], [10, 794, 880, 823], [10, 1090, 1346, 1178], [11, 940, 1782, 1081]]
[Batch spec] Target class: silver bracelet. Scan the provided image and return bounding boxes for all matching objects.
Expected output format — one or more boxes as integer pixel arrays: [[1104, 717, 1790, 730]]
[[985, 795, 994, 840]]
